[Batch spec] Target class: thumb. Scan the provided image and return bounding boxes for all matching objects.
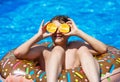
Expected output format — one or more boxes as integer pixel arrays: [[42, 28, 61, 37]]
[[46, 32, 53, 37]]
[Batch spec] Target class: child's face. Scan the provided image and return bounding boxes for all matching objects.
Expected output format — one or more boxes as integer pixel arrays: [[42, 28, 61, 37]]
[[51, 20, 68, 45]]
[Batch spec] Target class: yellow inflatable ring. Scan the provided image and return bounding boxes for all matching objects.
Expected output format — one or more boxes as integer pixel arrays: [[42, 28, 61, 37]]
[[0, 43, 120, 82]]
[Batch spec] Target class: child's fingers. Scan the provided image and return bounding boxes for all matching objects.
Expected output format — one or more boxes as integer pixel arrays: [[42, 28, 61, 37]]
[[66, 20, 72, 24], [39, 20, 44, 31], [43, 21, 50, 30], [67, 18, 73, 21], [40, 20, 44, 27]]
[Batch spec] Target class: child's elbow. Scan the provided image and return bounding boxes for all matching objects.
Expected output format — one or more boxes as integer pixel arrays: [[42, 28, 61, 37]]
[[99, 46, 108, 54], [13, 50, 22, 58]]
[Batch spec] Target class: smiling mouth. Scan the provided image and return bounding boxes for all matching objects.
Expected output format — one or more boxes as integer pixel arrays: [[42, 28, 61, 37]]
[[54, 34, 63, 38]]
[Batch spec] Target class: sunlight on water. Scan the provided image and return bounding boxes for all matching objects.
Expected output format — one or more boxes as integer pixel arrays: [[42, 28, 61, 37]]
[[0, 0, 120, 59]]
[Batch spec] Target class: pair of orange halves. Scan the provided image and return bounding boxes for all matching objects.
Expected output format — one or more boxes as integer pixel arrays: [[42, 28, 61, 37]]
[[46, 23, 70, 33]]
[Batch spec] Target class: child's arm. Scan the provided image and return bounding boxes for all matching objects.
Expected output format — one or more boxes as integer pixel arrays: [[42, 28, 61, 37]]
[[14, 20, 51, 59], [66, 19, 107, 54]]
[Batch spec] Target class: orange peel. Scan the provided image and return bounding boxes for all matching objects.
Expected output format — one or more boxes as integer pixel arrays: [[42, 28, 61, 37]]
[[46, 23, 70, 33], [46, 23, 57, 33], [59, 24, 70, 33]]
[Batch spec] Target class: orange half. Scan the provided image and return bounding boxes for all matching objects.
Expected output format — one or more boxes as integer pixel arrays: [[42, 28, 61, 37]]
[[46, 23, 57, 33], [59, 24, 70, 33]]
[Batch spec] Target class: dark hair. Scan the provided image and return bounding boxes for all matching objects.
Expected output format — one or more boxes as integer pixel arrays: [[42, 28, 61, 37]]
[[50, 15, 70, 23]]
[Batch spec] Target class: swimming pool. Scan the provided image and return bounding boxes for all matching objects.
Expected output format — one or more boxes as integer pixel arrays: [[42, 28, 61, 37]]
[[0, 0, 120, 60]]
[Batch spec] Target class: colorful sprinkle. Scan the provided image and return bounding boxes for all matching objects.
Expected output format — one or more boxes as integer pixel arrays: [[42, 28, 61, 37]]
[[8, 62, 11, 64], [106, 66, 110, 69], [111, 55, 115, 58], [5, 69, 8, 71], [75, 79, 78, 82], [116, 59, 120, 63], [44, 76, 47, 79], [116, 62, 119, 64], [104, 58, 107, 60], [4, 72, 7, 76], [16, 59, 19, 61], [28, 75, 31, 79], [13, 61, 22, 69], [75, 72, 83, 79], [39, 72, 46, 79], [101, 74, 105, 77], [98, 60, 104, 62], [40, 78, 42, 81], [30, 67, 33, 69], [100, 63, 103, 66], [74, 75, 76, 77], [37, 70, 42, 75], [26, 67, 29, 74], [109, 64, 115, 73], [107, 77, 111, 82], [3, 59, 9, 68], [107, 60, 111, 63], [36, 74, 39, 77], [72, 69, 75, 73], [66, 72, 71, 82], [30, 70, 35, 75], [85, 79, 88, 82], [10, 64, 13, 67], [107, 56, 110, 58], [63, 75, 66, 78], [27, 63, 32, 66], [23, 65, 27, 67], [13, 70, 26, 76]]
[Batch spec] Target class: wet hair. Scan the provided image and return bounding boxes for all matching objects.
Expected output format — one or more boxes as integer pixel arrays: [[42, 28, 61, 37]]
[[50, 15, 70, 23]]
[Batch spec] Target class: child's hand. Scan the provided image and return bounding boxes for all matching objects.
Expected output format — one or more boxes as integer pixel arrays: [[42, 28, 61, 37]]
[[38, 20, 52, 38], [65, 18, 80, 36]]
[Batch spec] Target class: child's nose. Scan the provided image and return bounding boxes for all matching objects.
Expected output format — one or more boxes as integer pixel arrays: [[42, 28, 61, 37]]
[[56, 28, 61, 33]]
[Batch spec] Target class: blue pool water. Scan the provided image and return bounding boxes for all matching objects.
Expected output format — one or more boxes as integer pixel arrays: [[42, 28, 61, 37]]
[[0, 0, 120, 60]]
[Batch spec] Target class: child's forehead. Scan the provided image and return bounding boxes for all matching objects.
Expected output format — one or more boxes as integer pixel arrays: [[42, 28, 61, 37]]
[[52, 20, 66, 24], [52, 20, 62, 26]]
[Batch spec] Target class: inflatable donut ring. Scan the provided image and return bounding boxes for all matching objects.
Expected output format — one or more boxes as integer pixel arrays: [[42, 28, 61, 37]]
[[0, 43, 120, 82]]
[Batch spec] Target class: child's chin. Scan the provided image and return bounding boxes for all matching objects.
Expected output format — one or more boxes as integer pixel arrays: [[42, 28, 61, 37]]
[[55, 40, 63, 44]]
